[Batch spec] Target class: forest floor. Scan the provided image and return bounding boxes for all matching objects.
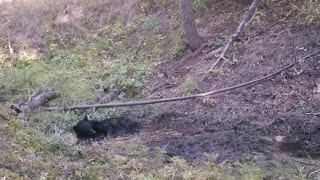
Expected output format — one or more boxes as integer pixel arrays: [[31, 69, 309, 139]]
[[140, 14, 320, 163], [98, 0, 320, 164], [1, 0, 320, 179]]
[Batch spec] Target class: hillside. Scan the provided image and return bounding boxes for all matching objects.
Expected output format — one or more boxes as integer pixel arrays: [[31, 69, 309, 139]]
[[1, 0, 320, 179]]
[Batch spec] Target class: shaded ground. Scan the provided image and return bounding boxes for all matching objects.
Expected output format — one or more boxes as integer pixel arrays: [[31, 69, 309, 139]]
[[93, 21, 320, 163], [135, 17, 320, 163], [68, 1, 320, 165], [2, 0, 320, 177]]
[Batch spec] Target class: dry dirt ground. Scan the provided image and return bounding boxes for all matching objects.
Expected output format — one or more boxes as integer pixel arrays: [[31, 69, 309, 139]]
[[112, 14, 320, 164], [2, 0, 320, 169], [87, 15, 320, 167]]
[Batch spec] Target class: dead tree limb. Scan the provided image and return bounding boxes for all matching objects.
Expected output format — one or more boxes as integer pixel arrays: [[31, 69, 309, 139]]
[[0, 113, 9, 121], [10, 91, 60, 114], [42, 50, 320, 112], [207, 0, 262, 72]]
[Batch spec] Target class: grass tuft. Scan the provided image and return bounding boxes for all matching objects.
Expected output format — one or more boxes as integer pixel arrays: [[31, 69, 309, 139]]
[[296, 0, 320, 25]]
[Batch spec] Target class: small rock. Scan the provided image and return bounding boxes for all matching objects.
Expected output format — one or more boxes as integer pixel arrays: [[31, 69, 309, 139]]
[[275, 136, 286, 143]]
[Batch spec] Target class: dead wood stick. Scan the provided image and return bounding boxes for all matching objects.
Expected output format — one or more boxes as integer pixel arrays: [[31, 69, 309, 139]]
[[306, 112, 320, 117], [0, 113, 8, 121], [42, 50, 320, 112], [10, 91, 60, 114], [292, 158, 320, 167], [208, 0, 262, 72]]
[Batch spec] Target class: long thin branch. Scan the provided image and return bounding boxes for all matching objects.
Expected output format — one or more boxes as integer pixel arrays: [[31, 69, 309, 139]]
[[42, 50, 320, 112], [208, 0, 262, 72]]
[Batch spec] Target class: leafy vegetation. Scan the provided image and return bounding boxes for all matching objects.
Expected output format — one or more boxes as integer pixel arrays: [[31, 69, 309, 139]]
[[178, 74, 198, 95], [0, 121, 303, 179], [296, 0, 320, 25], [0, 1, 166, 103], [172, 35, 188, 60], [0, 119, 267, 179], [0, 0, 319, 179], [192, 0, 210, 14]]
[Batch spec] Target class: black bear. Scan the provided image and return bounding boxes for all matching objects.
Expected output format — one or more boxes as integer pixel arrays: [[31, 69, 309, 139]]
[[73, 114, 141, 140], [72, 115, 97, 140]]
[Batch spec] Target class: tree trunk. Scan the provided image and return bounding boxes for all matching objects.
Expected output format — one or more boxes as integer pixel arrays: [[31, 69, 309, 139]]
[[180, 0, 202, 51]]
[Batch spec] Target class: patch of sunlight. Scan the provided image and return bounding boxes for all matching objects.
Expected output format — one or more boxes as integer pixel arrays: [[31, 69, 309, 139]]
[[18, 49, 40, 62]]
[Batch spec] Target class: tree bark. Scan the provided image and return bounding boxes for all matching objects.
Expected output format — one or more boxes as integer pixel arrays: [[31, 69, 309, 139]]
[[180, 0, 202, 51], [9, 91, 60, 114]]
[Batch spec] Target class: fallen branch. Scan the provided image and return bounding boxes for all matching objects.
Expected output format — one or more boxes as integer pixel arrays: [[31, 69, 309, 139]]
[[306, 112, 320, 117], [42, 50, 320, 112], [208, 0, 262, 72], [10, 91, 60, 114], [0, 113, 8, 121], [292, 158, 320, 167]]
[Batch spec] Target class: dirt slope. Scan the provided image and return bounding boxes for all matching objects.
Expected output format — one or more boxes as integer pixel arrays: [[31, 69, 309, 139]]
[[1, 0, 320, 177], [135, 7, 320, 163]]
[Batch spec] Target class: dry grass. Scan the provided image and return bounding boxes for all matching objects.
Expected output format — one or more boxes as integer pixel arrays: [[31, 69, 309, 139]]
[[296, 0, 320, 25], [0, 0, 314, 179], [178, 74, 200, 95], [0, 118, 266, 179], [0, 0, 141, 55]]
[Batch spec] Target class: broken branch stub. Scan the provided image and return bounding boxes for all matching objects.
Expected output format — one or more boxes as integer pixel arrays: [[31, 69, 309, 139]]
[[208, 0, 262, 72], [9, 91, 60, 114]]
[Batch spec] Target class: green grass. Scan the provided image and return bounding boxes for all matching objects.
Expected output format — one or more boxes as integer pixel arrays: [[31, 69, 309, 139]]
[[0, 63, 95, 105], [0, 0, 315, 179], [138, 0, 177, 15], [0, 119, 267, 179], [296, 0, 320, 25], [0, 1, 166, 145], [172, 36, 188, 60], [0, 8, 164, 102], [178, 74, 198, 95], [193, 0, 209, 14]]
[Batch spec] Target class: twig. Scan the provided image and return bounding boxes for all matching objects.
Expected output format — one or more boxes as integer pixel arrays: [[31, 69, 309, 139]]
[[27, 92, 37, 104], [309, 168, 320, 178], [208, 0, 262, 72], [292, 158, 320, 167], [42, 50, 320, 112], [306, 112, 320, 117], [192, 41, 211, 57], [132, 39, 145, 60], [3, 16, 14, 56]]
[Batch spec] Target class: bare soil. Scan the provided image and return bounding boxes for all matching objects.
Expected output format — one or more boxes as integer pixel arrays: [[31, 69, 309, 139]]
[[133, 19, 320, 163], [2, 0, 320, 167], [79, 3, 320, 165]]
